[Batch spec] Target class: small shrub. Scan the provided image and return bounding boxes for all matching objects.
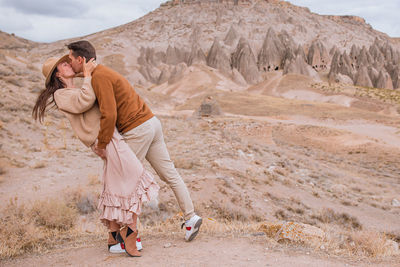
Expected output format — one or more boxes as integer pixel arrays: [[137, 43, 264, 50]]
[[64, 188, 97, 214], [258, 222, 282, 238], [312, 208, 362, 230], [341, 200, 352, 206], [32, 161, 46, 169], [312, 191, 320, 198], [31, 199, 77, 230], [5, 77, 24, 87], [87, 174, 101, 186], [173, 158, 195, 169], [209, 201, 249, 222], [345, 231, 391, 258], [0, 200, 45, 259], [0, 197, 77, 259], [274, 209, 288, 220]]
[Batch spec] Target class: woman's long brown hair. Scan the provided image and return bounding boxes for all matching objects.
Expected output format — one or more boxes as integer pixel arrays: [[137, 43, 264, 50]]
[[32, 69, 65, 123]]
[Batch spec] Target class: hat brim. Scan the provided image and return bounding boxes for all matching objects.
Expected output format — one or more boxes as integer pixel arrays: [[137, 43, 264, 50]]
[[45, 54, 70, 86]]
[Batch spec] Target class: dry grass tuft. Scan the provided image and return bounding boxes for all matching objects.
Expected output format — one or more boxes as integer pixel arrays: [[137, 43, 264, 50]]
[[0, 198, 78, 259], [200, 218, 264, 236], [140, 213, 266, 239], [0, 201, 45, 259], [32, 161, 46, 169], [87, 174, 101, 186], [345, 230, 393, 258], [64, 188, 98, 215], [257, 221, 398, 259], [5, 77, 24, 87], [312, 208, 362, 230], [258, 222, 282, 238], [208, 200, 250, 222], [31, 199, 77, 230], [274, 209, 288, 220], [173, 157, 196, 169]]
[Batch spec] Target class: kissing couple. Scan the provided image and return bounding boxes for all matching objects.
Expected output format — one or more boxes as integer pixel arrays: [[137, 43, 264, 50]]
[[32, 40, 202, 257]]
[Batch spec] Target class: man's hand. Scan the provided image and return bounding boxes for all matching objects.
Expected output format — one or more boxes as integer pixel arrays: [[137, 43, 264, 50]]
[[83, 57, 97, 77], [91, 144, 106, 160]]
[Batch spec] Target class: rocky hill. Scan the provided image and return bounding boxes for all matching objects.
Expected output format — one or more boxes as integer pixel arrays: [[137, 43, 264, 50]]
[[21, 0, 398, 91]]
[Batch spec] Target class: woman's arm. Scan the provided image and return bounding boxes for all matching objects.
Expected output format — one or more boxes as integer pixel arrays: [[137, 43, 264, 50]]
[[54, 59, 97, 114], [54, 77, 96, 114]]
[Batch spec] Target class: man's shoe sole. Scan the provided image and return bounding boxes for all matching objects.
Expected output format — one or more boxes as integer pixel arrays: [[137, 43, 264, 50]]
[[187, 218, 202, 242]]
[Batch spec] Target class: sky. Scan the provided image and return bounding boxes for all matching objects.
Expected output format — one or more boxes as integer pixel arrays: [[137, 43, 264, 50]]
[[0, 0, 399, 43]]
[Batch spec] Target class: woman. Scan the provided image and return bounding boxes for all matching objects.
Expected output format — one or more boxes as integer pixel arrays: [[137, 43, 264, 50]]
[[32, 55, 159, 257]]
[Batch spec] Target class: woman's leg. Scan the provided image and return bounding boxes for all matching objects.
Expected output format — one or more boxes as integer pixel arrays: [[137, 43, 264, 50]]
[[127, 213, 138, 231], [107, 220, 122, 251], [109, 220, 121, 232]]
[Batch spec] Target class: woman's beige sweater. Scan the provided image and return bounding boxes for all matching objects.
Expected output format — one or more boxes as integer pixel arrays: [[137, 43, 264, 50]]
[[54, 77, 101, 147]]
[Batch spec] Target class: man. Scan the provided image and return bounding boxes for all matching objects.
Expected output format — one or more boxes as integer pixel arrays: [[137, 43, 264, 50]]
[[66, 40, 202, 246]]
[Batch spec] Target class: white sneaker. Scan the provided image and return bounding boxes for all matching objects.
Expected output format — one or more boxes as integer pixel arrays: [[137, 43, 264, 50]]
[[109, 239, 143, 254], [109, 242, 125, 254], [136, 238, 143, 251], [181, 214, 202, 242]]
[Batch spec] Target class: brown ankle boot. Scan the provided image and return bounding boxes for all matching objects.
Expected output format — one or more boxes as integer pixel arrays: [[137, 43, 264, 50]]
[[108, 231, 118, 249], [120, 226, 141, 257]]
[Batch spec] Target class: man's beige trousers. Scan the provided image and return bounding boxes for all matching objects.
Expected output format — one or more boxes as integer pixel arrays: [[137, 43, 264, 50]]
[[122, 116, 195, 220]]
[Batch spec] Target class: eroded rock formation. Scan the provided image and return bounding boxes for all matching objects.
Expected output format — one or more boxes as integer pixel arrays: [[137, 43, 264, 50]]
[[329, 38, 400, 89], [231, 37, 261, 84], [206, 38, 232, 75], [307, 40, 330, 71]]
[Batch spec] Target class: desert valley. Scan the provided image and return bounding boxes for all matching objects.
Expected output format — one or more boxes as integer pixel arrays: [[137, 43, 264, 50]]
[[1, 0, 400, 266]]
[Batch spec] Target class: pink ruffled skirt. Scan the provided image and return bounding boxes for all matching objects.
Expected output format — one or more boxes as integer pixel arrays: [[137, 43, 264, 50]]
[[97, 129, 159, 226]]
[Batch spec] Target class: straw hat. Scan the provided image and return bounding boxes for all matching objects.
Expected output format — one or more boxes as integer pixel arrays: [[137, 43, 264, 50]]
[[41, 55, 69, 86]]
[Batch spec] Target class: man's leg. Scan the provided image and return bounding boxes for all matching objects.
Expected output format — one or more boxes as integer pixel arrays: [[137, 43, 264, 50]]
[[122, 117, 195, 220], [145, 118, 195, 220], [123, 117, 201, 241], [122, 119, 154, 162]]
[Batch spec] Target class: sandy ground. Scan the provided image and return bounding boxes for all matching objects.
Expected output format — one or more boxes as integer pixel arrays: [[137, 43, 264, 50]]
[[1, 109, 400, 266], [4, 235, 399, 267]]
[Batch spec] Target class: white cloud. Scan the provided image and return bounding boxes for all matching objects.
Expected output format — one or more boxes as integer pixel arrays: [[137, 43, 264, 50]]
[[1, 0, 89, 17], [0, 0, 164, 42], [0, 6, 34, 32], [289, 0, 400, 37]]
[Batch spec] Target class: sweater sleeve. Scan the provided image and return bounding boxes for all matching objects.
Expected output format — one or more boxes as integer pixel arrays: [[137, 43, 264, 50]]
[[91, 75, 117, 149], [54, 77, 96, 114]]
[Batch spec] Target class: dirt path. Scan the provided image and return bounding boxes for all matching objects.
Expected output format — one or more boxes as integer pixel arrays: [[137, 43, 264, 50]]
[[225, 113, 400, 149], [4, 235, 394, 267], [248, 72, 283, 95]]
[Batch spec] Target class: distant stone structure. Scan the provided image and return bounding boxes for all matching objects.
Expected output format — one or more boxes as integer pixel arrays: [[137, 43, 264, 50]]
[[195, 96, 222, 117]]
